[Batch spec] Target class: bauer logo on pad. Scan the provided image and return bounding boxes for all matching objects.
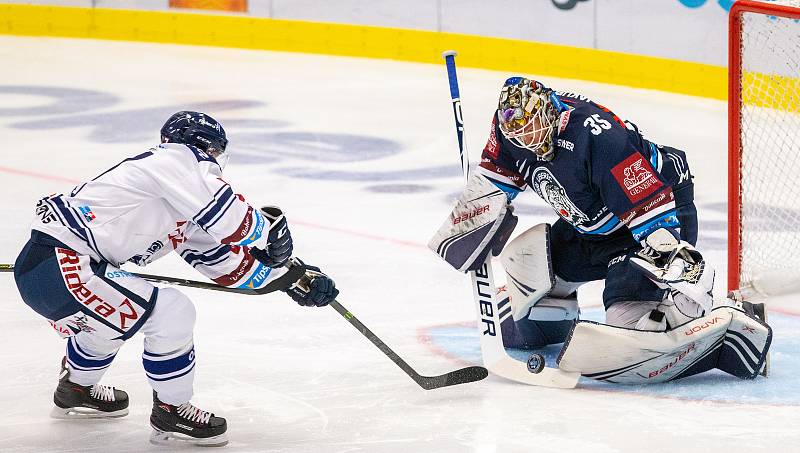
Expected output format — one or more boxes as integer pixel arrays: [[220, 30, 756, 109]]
[[611, 154, 662, 203]]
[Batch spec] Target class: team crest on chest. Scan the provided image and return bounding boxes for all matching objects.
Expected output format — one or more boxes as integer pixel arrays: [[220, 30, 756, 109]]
[[531, 167, 589, 226]]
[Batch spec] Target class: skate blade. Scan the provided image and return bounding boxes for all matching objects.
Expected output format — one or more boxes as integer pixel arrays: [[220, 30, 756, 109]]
[[150, 428, 229, 447], [50, 405, 129, 419]]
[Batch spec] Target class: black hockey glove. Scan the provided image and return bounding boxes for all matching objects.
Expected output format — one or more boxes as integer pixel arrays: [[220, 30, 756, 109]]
[[249, 206, 293, 268], [283, 260, 339, 307]]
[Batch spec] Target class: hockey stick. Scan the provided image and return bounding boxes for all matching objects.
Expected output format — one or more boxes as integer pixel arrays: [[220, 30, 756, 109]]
[[0, 262, 294, 295], [442, 51, 579, 388], [1, 261, 487, 390]]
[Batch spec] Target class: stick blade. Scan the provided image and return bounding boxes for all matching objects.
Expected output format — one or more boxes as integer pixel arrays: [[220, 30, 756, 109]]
[[487, 357, 580, 389], [418, 366, 488, 390]]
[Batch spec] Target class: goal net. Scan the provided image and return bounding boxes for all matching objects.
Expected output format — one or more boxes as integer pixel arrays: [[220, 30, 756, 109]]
[[728, 0, 800, 291]]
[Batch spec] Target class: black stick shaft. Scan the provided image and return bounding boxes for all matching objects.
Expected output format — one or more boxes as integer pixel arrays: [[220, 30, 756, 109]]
[[329, 300, 426, 384], [2, 262, 486, 389]]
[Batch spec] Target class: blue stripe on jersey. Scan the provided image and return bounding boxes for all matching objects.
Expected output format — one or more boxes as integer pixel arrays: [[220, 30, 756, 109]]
[[236, 210, 266, 246], [180, 245, 231, 268], [67, 337, 116, 370], [649, 142, 658, 169], [49, 196, 112, 263], [488, 179, 522, 201], [194, 186, 234, 230], [236, 262, 272, 289], [631, 211, 680, 241], [49, 196, 87, 241], [576, 215, 621, 235], [143, 345, 195, 382]]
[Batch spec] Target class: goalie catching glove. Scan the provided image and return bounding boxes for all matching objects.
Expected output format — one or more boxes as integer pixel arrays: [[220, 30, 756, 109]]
[[629, 228, 715, 313], [428, 173, 518, 272]]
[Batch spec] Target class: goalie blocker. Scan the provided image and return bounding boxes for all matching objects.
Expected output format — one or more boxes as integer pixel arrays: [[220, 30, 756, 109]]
[[429, 173, 518, 272]]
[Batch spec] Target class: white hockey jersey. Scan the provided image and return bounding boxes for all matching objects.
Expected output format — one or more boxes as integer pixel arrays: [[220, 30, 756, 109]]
[[31, 143, 287, 289]]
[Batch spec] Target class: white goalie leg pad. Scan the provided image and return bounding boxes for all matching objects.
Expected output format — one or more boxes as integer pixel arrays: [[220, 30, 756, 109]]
[[557, 305, 771, 384], [499, 223, 580, 322], [429, 173, 516, 272]]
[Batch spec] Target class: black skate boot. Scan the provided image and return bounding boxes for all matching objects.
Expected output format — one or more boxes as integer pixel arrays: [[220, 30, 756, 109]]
[[150, 391, 228, 447], [51, 357, 129, 419]]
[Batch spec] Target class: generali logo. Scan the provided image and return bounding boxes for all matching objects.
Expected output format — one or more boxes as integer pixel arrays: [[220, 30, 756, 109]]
[[611, 154, 663, 203]]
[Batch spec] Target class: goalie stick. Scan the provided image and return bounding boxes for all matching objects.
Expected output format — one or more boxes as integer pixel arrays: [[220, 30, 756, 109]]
[[0, 261, 487, 390], [441, 51, 579, 388]]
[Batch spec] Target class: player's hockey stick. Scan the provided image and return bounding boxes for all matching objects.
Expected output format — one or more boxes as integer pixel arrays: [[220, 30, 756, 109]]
[[442, 51, 579, 388], [0, 262, 487, 390]]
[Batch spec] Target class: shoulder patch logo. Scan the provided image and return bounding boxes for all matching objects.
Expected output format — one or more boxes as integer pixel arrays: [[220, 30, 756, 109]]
[[532, 167, 589, 226], [484, 117, 500, 159], [611, 154, 663, 203], [558, 109, 571, 134]]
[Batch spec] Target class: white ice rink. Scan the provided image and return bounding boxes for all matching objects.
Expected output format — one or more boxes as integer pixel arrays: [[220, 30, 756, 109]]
[[1, 36, 799, 452]]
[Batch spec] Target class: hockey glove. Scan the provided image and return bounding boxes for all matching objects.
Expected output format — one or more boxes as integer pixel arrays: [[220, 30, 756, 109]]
[[629, 228, 715, 312], [282, 259, 339, 307], [249, 206, 293, 268]]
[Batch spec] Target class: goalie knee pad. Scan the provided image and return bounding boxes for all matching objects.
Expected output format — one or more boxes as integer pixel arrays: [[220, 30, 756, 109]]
[[500, 223, 558, 321], [500, 292, 579, 349], [496, 223, 581, 348]]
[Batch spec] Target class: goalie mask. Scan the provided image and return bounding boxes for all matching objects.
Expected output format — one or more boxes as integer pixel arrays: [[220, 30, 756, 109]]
[[497, 77, 559, 161], [160, 111, 230, 170]]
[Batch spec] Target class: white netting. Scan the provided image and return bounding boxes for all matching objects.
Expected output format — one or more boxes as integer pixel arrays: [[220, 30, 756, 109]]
[[737, 0, 800, 284]]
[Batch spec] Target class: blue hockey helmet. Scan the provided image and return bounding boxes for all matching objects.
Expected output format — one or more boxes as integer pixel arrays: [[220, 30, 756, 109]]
[[497, 77, 559, 161], [160, 111, 230, 169]]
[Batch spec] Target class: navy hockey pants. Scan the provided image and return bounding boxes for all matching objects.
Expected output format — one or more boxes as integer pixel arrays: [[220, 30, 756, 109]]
[[550, 182, 698, 309]]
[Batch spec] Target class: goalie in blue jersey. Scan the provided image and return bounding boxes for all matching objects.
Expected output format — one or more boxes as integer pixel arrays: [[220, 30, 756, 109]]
[[429, 78, 771, 384]]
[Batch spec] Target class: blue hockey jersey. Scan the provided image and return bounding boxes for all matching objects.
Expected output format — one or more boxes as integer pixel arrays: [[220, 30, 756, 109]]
[[478, 91, 690, 242]]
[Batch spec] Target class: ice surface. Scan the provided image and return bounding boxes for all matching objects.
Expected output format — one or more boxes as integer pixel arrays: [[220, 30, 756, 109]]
[[1, 36, 798, 452]]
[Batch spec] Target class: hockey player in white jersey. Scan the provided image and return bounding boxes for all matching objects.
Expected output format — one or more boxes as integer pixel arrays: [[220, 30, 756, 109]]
[[13, 111, 339, 446]]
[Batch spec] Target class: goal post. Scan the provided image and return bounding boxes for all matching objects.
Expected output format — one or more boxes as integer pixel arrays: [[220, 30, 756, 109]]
[[728, 0, 800, 291]]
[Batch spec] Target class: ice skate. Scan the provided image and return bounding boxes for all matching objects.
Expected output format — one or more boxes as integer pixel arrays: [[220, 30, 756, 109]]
[[150, 391, 228, 447], [50, 357, 129, 419]]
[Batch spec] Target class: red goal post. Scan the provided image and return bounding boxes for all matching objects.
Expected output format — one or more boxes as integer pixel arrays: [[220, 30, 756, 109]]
[[728, 0, 800, 291]]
